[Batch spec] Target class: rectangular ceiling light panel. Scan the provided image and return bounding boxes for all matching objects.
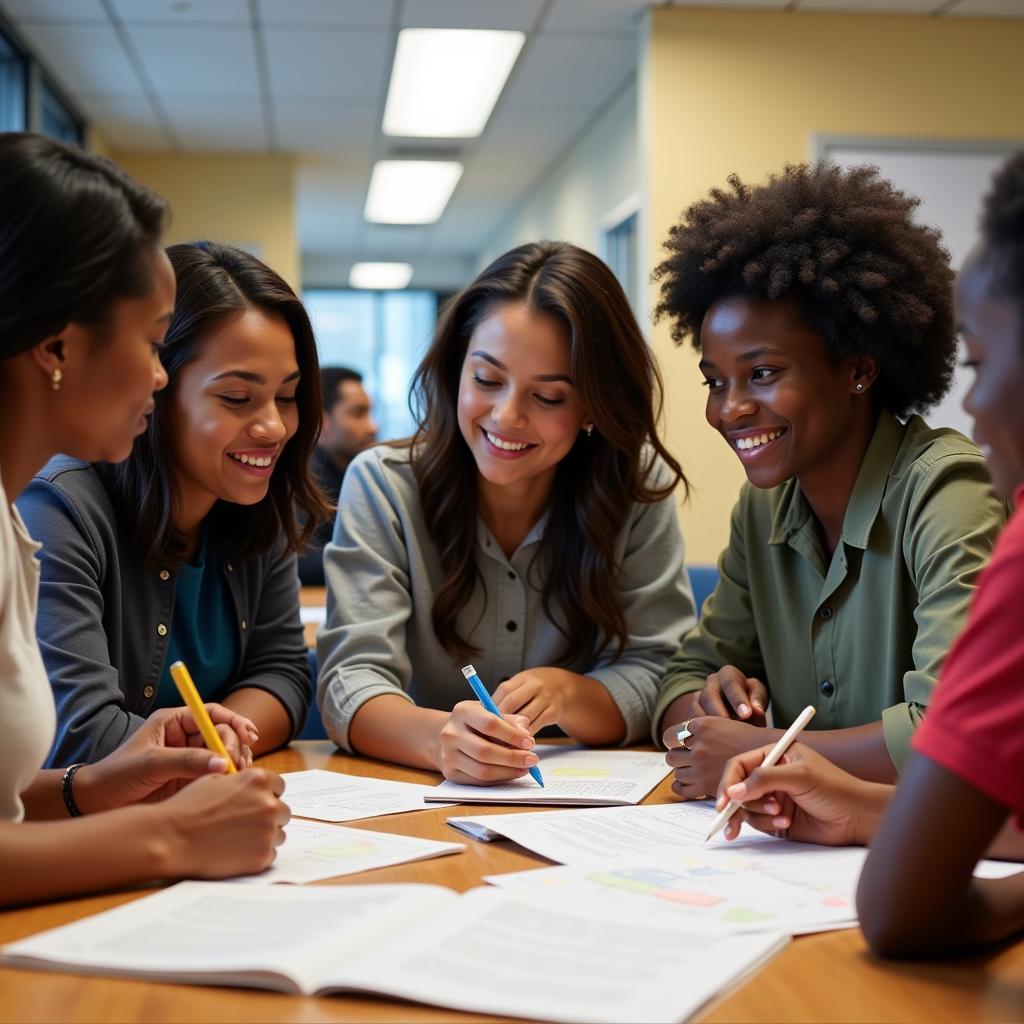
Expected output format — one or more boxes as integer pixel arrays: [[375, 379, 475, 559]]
[[349, 262, 414, 290], [364, 160, 463, 224], [383, 28, 526, 138]]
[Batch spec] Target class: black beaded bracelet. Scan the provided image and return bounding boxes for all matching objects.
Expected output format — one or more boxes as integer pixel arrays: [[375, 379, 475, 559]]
[[61, 762, 86, 818]]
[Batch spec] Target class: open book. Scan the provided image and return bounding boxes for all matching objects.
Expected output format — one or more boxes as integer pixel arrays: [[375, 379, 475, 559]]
[[2, 881, 788, 1024], [426, 746, 672, 806]]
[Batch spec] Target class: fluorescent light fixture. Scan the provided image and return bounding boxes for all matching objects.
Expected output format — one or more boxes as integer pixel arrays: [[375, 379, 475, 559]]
[[364, 160, 463, 224], [349, 262, 413, 290], [383, 28, 525, 138]]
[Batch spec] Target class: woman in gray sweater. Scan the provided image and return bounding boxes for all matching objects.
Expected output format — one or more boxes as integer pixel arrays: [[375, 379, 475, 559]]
[[19, 242, 331, 766], [318, 241, 696, 783]]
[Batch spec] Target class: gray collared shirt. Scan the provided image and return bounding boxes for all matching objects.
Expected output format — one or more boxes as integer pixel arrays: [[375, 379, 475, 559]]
[[317, 445, 695, 750]]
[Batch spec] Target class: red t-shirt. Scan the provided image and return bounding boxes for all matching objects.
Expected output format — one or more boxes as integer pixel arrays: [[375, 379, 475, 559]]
[[914, 485, 1024, 824]]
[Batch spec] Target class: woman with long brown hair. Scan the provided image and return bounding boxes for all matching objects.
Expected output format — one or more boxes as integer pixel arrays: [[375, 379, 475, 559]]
[[317, 241, 695, 783], [19, 241, 330, 764]]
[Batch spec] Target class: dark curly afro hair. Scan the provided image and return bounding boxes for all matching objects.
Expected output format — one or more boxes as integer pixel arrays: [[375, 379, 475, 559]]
[[653, 162, 956, 419], [980, 150, 1024, 327]]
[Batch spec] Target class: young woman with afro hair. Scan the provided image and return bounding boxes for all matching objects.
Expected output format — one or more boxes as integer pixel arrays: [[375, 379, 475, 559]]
[[654, 162, 1006, 798]]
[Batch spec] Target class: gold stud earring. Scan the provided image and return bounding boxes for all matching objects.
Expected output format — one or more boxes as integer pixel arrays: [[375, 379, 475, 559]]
[[51, 368, 63, 392]]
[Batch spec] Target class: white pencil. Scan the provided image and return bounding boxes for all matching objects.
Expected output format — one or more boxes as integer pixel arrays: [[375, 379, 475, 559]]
[[704, 704, 816, 843]]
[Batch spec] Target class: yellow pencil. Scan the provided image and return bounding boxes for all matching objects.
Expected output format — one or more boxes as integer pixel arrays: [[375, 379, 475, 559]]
[[169, 660, 237, 774]]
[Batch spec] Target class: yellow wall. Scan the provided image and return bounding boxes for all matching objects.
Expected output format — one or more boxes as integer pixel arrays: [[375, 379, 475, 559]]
[[112, 153, 299, 289], [644, 8, 1024, 563]]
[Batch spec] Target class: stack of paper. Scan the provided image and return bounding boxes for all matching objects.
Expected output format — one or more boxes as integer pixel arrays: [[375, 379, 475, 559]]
[[426, 746, 671, 806], [282, 769, 452, 822], [233, 819, 463, 885]]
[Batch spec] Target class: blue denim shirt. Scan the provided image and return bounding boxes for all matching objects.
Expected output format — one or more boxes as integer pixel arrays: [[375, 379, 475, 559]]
[[18, 456, 311, 766]]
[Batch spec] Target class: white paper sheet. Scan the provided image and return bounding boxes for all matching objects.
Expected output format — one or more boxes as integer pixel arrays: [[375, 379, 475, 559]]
[[232, 819, 463, 885], [282, 769, 453, 822], [447, 800, 728, 861], [427, 746, 671, 806], [326, 886, 789, 1024], [485, 847, 864, 934]]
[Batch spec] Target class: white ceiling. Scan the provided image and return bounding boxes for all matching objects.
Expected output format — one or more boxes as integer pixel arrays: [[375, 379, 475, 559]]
[[2, 0, 1020, 290]]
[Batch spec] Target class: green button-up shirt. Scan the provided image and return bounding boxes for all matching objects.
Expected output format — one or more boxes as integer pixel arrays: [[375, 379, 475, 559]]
[[653, 413, 1007, 771]]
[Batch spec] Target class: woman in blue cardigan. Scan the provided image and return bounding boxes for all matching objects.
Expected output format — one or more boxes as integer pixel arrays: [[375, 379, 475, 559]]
[[19, 242, 330, 765]]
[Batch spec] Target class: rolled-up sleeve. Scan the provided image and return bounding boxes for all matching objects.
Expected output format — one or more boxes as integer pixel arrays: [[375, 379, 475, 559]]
[[316, 452, 416, 751], [586, 475, 696, 745]]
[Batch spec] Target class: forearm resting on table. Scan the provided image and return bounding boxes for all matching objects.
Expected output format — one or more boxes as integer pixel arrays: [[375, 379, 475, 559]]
[[0, 805, 174, 908], [348, 694, 447, 771], [558, 671, 626, 746], [223, 687, 293, 756]]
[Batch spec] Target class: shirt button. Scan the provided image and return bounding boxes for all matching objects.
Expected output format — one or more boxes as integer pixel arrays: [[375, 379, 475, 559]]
[[819, 606, 833, 620], [159, 570, 170, 581], [143, 685, 154, 699], [507, 571, 516, 580], [225, 562, 234, 573], [820, 679, 835, 697], [505, 620, 517, 633], [241, 619, 247, 631], [157, 623, 167, 637]]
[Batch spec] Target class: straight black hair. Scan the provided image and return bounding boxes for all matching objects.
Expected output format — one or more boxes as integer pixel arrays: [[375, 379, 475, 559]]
[[104, 241, 331, 566], [0, 132, 168, 360]]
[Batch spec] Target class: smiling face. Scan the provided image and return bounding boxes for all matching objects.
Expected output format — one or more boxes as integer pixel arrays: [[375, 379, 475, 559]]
[[168, 306, 301, 524], [699, 295, 871, 491], [456, 302, 588, 492], [957, 246, 1024, 502], [65, 247, 174, 463]]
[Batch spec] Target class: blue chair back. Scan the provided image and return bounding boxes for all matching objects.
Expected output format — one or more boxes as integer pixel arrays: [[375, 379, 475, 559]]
[[687, 565, 719, 619], [298, 648, 328, 740]]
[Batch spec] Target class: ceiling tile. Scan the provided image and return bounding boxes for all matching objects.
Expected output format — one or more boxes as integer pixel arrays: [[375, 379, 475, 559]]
[[124, 25, 260, 97], [109, 0, 250, 25], [399, 0, 545, 31], [274, 100, 378, 153], [13, 21, 141, 97], [500, 32, 634, 107], [257, 0, 396, 27], [80, 93, 170, 150], [297, 156, 370, 252], [1, 0, 107, 20], [946, 0, 1024, 15], [263, 27, 391, 100], [542, 0, 653, 34], [162, 97, 268, 150], [360, 224, 430, 254]]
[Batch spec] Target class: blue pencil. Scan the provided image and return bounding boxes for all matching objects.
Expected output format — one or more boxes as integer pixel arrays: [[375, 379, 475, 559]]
[[461, 664, 544, 787]]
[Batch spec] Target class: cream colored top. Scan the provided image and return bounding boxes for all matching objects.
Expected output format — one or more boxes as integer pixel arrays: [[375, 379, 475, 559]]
[[0, 471, 55, 822]]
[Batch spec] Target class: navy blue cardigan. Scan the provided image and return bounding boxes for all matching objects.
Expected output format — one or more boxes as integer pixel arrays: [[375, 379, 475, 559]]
[[18, 456, 311, 767]]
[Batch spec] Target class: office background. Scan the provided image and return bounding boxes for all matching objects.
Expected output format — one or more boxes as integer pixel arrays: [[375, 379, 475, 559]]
[[1, 0, 1022, 562]]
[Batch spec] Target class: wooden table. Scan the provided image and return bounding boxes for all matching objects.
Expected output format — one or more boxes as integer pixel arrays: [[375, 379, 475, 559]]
[[2, 742, 1023, 1023]]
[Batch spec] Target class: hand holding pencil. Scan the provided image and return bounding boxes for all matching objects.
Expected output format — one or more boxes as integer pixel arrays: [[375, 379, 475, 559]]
[[712, 718, 885, 847]]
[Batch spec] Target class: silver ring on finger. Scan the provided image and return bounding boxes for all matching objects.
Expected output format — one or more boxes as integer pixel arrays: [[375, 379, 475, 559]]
[[676, 720, 693, 750]]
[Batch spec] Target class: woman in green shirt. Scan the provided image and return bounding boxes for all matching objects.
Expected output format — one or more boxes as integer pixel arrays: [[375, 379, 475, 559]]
[[654, 163, 1006, 798]]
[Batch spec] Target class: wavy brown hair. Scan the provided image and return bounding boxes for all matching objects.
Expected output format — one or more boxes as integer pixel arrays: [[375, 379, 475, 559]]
[[104, 241, 331, 566], [408, 240, 686, 664]]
